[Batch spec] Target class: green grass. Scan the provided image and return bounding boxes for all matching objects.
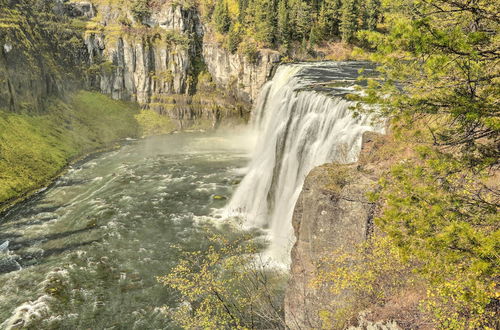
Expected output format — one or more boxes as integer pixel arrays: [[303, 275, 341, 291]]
[[0, 91, 140, 206], [134, 109, 177, 137]]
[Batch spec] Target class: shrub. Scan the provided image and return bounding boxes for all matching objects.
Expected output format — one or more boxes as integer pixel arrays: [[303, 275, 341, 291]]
[[130, 0, 151, 23], [157, 223, 287, 329], [240, 41, 260, 64]]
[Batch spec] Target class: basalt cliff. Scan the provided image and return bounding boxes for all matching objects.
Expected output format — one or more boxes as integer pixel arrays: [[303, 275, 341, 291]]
[[0, 0, 280, 127]]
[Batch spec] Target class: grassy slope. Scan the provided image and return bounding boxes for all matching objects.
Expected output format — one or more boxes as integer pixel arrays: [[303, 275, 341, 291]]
[[0, 91, 141, 206]]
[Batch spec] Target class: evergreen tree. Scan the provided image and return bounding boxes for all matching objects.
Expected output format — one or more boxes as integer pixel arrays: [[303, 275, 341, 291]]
[[252, 0, 276, 46], [340, 0, 358, 42], [289, 0, 312, 41], [277, 0, 290, 45], [210, 0, 369, 49], [364, 0, 380, 30], [357, 0, 499, 326], [327, 0, 343, 37], [309, 23, 322, 47], [213, 0, 231, 33], [238, 0, 249, 20]]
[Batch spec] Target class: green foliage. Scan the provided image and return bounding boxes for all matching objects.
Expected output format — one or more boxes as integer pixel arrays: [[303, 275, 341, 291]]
[[289, 0, 312, 41], [225, 24, 242, 53], [313, 236, 415, 328], [247, 0, 276, 46], [213, 0, 232, 33], [203, 0, 382, 54], [0, 91, 139, 207], [373, 149, 499, 328], [340, 0, 359, 42], [158, 223, 287, 329], [276, 0, 289, 46], [240, 41, 260, 64], [130, 0, 151, 23], [351, 0, 500, 327], [363, 0, 380, 30], [134, 109, 176, 137]]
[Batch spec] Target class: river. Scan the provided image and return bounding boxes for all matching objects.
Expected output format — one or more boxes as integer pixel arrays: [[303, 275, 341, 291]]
[[0, 131, 254, 329]]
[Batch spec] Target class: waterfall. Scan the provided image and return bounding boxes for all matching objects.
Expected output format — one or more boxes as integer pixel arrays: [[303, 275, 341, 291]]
[[225, 62, 384, 264]]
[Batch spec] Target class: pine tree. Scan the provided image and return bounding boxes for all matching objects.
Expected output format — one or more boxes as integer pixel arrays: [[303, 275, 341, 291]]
[[357, 0, 499, 326], [238, 0, 249, 20], [327, 0, 343, 37], [213, 0, 231, 34], [290, 0, 312, 41], [309, 23, 322, 48], [364, 0, 380, 30], [252, 0, 276, 46], [277, 0, 290, 45], [340, 0, 358, 42]]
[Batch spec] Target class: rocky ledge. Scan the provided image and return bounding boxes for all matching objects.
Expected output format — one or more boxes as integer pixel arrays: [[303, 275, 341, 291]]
[[285, 132, 398, 329]]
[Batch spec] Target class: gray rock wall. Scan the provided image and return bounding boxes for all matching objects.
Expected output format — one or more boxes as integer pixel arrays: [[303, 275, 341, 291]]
[[202, 41, 280, 103], [285, 132, 392, 329], [0, 0, 87, 112], [84, 2, 199, 105], [285, 162, 376, 329], [84, 1, 280, 109]]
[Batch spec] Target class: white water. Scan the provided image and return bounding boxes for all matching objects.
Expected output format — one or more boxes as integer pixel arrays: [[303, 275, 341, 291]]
[[225, 62, 384, 264]]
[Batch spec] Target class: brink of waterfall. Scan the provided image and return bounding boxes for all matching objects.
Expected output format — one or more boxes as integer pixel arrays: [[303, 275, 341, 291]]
[[225, 62, 385, 265]]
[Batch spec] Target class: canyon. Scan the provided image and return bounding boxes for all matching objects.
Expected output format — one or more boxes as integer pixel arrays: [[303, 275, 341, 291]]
[[1, 1, 390, 328]]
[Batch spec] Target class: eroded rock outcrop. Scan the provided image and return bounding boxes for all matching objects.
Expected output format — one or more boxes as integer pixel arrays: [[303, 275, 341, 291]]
[[285, 163, 376, 329], [285, 132, 391, 329], [83, 2, 200, 104], [203, 41, 280, 103], [82, 1, 280, 127], [0, 0, 88, 112]]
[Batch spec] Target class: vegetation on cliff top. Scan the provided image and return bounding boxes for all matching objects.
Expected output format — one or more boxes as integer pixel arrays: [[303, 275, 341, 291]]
[[202, 0, 380, 58]]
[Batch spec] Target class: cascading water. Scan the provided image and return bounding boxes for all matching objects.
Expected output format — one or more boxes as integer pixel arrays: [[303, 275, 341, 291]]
[[225, 62, 385, 264]]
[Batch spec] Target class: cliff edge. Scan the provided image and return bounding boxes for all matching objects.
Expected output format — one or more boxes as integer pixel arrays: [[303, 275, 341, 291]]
[[285, 132, 400, 329]]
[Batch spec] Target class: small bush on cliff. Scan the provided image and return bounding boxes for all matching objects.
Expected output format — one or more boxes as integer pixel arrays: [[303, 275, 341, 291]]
[[157, 224, 287, 329], [312, 235, 420, 328], [131, 0, 151, 23], [240, 41, 260, 64]]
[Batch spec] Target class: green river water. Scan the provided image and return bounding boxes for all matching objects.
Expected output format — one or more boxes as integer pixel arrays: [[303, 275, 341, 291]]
[[0, 131, 254, 329]]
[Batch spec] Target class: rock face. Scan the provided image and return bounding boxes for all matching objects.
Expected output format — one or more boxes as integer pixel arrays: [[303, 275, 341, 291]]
[[83, 1, 280, 125], [285, 163, 376, 329], [0, 0, 279, 128], [203, 41, 280, 103], [84, 2, 201, 105], [0, 1, 88, 113], [285, 132, 388, 329], [64, 2, 97, 19]]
